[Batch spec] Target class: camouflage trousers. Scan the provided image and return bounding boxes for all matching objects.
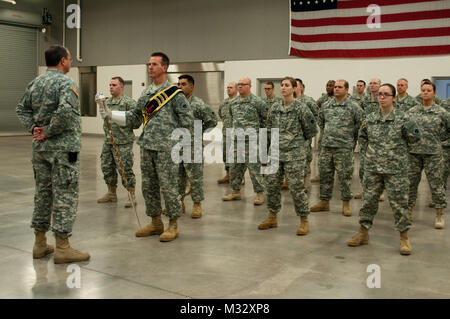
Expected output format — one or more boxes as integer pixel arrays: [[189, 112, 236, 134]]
[[359, 171, 411, 232], [305, 138, 312, 176], [178, 162, 204, 202], [359, 152, 365, 187], [32, 150, 80, 238], [443, 147, 450, 191], [266, 158, 309, 216], [408, 153, 447, 209], [230, 140, 264, 193], [318, 147, 354, 200], [100, 142, 136, 189], [222, 130, 230, 172], [141, 148, 183, 219]]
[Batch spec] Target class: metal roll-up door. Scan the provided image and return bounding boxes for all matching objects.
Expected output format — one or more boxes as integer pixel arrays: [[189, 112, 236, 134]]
[[0, 24, 37, 135]]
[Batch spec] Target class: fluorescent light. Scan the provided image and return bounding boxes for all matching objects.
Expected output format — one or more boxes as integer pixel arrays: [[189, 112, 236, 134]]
[[1, 0, 17, 4]]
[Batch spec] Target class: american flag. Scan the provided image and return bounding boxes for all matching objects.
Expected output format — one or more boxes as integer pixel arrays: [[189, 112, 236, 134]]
[[289, 0, 450, 58]]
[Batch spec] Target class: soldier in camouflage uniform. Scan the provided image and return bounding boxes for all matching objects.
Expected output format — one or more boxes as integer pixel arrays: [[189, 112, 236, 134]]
[[97, 77, 137, 208], [347, 83, 420, 256], [217, 82, 238, 184], [356, 78, 385, 201], [407, 82, 450, 229], [177, 74, 218, 218], [350, 80, 367, 105], [262, 81, 282, 113], [442, 98, 450, 194], [258, 77, 317, 235], [222, 77, 267, 205], [312, 80, 335, 183], [100, 52, 194, 242], [295, 79, 319, 192], [16, 45, 90, 264], [415, 79, 443, 106], [310, 79, 364, 216], [395, 78, 417, 112]]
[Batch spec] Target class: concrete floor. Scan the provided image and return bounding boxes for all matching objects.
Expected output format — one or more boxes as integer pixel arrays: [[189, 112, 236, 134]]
[[0, 135, 449, 299]]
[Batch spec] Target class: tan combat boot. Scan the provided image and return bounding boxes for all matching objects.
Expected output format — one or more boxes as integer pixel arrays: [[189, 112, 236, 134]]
[[408, 206, 414, 222], [379, 193, 385, 201], [97, 185, 117, 203], [354, 192, 362, 199], [400, 230, 411, 255], [135, 215, 164, 237], [435, 208, 445, 229], [33, 230, 54, 259], [124, 187, 137, 208], [254, 192, 265, 205], [258, 211, 277, 230], [296, 216, 309, 235], [310, 200, 330, 212], [160, 219, 179, 242], [342, 200, 352, 217], [54, 235, 90, 264], [191, 202, 202, 219], [310, 175, 320, 183], [217, 171, 230, 184], [347, 226, 369, 246], [222, 189, 241, 201]]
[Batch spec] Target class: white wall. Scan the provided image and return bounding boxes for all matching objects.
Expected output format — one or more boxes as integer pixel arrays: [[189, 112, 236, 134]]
[[224, 55, 450, 100]]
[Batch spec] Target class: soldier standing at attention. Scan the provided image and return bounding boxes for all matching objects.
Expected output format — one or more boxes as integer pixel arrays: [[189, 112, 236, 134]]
[[217, 82, 238, 184], [356, 78, 385, 201], [415, 79, 443, 105], [176, 74, 218, 218], [222, 77, 266, 205], [407, 81, 449, 229], [258, 77, 317, 235], [347, 83, 420, 256], [310, 80, 364, 217], [350, 80, 367, 105], [312, 80, 335, 183], [395, 78, 417, 112], [262, 81, 282, 113], [16, 45, 90, 263], [99, 52, 194, 242], [97, 77, 137, 208]]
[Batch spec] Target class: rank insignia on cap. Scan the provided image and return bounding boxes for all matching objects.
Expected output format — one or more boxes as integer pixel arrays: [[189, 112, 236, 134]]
[[72, 86, 79, 97]]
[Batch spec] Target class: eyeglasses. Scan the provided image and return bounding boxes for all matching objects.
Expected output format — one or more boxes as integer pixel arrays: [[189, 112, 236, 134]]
[[238, 83, 249, 86], [378, 93, 394, 98]]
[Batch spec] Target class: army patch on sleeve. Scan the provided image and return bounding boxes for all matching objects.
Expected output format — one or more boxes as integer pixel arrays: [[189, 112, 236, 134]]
[[72, 86, 79, 97], [360, 120, 365, 129]]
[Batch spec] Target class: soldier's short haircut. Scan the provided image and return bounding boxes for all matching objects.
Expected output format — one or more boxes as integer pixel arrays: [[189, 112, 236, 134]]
[[45, 45, 68, 67], [357, 80, 366, 86], [381, 83, 396, 97], [151, 52, 170, 67], [421, 81, 436, 92], [398, 78, 408, 84], [178, 74, 195, 85], [328, 80, 336, 85], [111, 76, 125, 86], [336, 79, 349, 89], [265, 81, 275, 88]]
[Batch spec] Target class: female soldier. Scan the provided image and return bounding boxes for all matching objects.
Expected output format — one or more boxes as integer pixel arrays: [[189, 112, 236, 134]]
[[407, 82, 450, 229], [258, 77, 317, 235], [347, 83, 420, 255]]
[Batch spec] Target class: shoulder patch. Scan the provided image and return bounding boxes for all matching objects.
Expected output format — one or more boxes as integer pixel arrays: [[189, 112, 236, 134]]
[[361, 120, 365, 129], [72, 86, 79, 97]]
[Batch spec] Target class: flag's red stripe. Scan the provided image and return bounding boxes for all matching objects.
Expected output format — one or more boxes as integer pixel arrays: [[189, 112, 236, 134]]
[[291, 27, 450, 42], [291, 9, 450, 27], [289, 45, 450, 58], [337, 0, 441, 10]]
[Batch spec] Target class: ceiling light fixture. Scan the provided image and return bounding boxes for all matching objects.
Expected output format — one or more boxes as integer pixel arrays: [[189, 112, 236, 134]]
[[1, 0, 17, 4]]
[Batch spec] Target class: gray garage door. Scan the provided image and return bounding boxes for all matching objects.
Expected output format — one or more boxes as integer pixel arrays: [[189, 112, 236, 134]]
[[0, 24, 37, 135]]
